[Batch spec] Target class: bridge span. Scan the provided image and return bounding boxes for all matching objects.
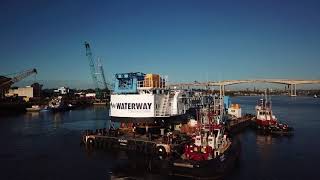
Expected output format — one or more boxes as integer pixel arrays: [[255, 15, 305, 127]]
[[169, 79, 320, 96]]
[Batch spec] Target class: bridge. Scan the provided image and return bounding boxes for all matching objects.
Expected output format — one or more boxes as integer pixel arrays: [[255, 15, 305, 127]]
[[169, 79, 320, 96]]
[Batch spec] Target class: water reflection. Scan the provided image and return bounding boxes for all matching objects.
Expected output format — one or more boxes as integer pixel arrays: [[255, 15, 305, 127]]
[[105, 150, 172, 180], [255, 133, 274, 160], [24, 112, 40, 119]]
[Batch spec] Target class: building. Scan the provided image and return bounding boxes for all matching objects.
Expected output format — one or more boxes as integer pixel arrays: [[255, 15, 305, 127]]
[[6, 86, 33, 101], [5, 83, 42, 101], [31, 83, 42, 98], [75, 92, 85, 98], [85, 93, 96, 98], [54, 87, 69, 95]]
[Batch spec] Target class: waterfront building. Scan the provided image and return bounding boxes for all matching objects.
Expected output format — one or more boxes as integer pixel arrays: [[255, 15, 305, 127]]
[[54, 87, 69, 95], [5, 83, 42, 101]]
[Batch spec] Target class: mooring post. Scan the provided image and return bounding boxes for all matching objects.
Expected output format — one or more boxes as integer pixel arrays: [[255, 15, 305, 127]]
[[160, 128, 165, 136]]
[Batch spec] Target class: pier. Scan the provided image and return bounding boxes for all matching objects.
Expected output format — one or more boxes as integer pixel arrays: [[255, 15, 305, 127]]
[[227, 114, 255, 134]]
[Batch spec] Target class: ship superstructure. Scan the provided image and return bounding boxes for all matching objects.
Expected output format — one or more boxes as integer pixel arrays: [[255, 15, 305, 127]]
[[255, 93, 277, 127], [253, 91, 293, 135], [110, 72, 190, 123]]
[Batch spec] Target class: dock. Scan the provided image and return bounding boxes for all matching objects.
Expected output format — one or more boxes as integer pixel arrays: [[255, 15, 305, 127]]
[[227, 114, 255, 134]]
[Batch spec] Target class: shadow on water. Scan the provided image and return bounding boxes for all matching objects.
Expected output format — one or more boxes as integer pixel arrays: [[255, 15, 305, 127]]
[[84, 148, 196, 180]]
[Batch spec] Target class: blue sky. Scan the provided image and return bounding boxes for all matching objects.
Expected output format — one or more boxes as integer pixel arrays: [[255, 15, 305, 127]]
[[1, 0, 320, 89]]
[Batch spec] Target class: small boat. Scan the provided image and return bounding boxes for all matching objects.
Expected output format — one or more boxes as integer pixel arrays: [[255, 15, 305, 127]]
[[253, 91, 293, 136], [26, 105, 41, 112], [314, 94, 318, 98], [47, 96, 69, 112]]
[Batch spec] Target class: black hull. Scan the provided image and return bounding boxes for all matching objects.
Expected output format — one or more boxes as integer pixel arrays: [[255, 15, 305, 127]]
[[226, 115, 254, 134], [270, 128, 294, 136], [252, 123, 294, 137], [153, 139, 241, 179]]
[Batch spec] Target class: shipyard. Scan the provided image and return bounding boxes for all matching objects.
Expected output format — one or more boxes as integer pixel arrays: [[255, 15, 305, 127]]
[[2, 1, 320, 180]]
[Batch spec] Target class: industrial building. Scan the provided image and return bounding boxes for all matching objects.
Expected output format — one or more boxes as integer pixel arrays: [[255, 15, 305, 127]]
[[5, 83, 42, 101]]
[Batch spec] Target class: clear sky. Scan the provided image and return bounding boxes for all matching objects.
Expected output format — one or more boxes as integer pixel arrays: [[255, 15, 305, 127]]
[[1, 0, 320, 89]]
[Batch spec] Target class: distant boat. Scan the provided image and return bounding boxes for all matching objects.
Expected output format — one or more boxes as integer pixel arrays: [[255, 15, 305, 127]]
[[26, 105, 41, 112], [314, 95, 318, 98], [47, 96, 68, 112]]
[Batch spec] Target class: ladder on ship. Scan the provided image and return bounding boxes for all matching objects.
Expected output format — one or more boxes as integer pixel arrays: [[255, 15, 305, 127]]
[[159, 93, 170, 116]]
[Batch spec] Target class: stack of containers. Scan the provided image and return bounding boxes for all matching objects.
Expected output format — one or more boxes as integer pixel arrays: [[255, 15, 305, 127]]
[[144, 74, 160, 88]]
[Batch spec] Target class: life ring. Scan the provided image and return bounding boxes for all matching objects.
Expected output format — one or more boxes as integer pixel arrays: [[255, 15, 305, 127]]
[[156, 146, 167, 159]]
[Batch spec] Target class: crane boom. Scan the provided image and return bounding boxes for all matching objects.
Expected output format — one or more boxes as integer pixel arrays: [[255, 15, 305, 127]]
[[97, 58, 108, 90], [0, 68, 37, 98], [0, 68, 37, 88], [84, 41, 101, 97]]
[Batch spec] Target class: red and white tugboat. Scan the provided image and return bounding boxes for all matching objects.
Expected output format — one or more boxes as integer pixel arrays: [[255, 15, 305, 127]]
[[167, 97, 241, 179], [253, 91, 293, 135]]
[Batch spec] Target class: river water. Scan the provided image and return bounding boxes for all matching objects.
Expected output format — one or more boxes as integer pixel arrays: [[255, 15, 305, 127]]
[[0, 96, 319, 180]]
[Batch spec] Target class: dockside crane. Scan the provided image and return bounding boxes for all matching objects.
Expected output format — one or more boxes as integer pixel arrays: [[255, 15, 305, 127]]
[[97, 58, 108, 90], [0, 68, 37, 98], [84, 41, 102, 98]]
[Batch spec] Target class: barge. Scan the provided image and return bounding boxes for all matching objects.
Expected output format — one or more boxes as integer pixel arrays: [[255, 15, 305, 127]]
[[81, 72, 246, 179], [226, 102, 255, 134]]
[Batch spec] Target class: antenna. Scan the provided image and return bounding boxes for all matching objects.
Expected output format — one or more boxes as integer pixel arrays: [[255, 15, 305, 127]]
[[264, 89, 267, 108], [269, 94, 273, 118]]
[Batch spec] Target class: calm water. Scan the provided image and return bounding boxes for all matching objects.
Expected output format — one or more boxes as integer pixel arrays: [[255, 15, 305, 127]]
[[0, 96, 319, 180]]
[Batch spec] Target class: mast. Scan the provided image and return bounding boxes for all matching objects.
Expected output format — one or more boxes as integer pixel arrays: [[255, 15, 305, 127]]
[[269, 92, 273, 120]]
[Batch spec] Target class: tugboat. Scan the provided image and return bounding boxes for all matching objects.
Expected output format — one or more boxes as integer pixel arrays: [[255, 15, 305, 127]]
[[253, 91, 293, 136], [163, 97, 241, 179]]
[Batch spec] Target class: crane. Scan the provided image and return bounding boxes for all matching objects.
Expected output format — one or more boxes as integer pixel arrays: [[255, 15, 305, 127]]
[[84, 41, 102, 98], [97, 58, 108, 90], [0, 68, 37, 97]]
